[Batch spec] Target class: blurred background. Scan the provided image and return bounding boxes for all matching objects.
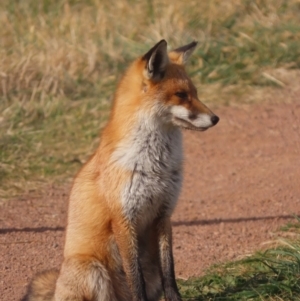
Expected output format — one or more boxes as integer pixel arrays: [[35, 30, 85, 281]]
[[1, 0, 300, 197]]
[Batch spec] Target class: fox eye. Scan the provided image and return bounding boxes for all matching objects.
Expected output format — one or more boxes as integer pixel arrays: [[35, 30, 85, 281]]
[[175, 91, 188, 99]]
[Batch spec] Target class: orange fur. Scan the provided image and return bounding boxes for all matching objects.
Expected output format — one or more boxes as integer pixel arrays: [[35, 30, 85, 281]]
[[23, 40, 219, 301]]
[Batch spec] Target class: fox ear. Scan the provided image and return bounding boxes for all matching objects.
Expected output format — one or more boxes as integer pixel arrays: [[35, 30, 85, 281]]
[[169, 41, 198, 65], [142, 40, 169, 81]]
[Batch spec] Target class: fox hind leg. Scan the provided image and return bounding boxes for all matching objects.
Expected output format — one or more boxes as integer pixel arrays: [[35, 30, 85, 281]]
[[22, 269, 58, 301], [54, 255, 117, 301]]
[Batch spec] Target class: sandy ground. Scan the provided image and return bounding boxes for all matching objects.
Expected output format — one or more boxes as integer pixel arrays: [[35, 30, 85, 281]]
[[1, 99, 300, 300]]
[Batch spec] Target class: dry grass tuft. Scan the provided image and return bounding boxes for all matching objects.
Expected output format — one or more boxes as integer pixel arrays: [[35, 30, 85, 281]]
[[1, 0, 300, 197], [1, 0, 300, 101]]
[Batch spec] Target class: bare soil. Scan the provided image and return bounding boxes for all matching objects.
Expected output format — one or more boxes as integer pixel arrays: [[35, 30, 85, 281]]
[[1, 100, 300, 300]]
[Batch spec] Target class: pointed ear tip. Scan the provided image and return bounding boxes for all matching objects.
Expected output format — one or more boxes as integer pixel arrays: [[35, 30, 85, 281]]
[[159, 39, 167, 46]]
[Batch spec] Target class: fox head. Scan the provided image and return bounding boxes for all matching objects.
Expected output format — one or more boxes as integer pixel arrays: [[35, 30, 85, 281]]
[[137, 39, 219, 131]]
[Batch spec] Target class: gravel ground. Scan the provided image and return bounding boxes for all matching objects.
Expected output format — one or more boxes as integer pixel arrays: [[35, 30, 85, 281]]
[[1, 100, 300, 300]]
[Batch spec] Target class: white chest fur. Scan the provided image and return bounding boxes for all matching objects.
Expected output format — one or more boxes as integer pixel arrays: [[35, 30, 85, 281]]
[[111, 114, 183, 228]]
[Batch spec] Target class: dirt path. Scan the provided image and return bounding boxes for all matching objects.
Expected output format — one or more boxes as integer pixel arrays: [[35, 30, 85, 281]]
[[1, 101, 300, 300]]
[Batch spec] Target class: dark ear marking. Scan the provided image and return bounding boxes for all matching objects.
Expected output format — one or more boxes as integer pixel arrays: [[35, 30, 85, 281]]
[[173, 41, 198, 54], [171, 41, 198, 64], [142, 40, 169, 81], [142, 40, 167, 61], [149, 50, 164, 78]]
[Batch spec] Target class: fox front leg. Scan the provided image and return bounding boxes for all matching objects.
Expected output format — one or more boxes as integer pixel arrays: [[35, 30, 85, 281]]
[[112, 217, 148, 301], [156, 217, 182, 301]]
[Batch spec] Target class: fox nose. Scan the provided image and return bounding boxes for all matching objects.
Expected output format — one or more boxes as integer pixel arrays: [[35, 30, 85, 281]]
[[211, 115, 219, 125]]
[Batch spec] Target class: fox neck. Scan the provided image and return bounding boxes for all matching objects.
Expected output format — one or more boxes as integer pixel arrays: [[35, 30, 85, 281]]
[[109, 105, 183, 173]]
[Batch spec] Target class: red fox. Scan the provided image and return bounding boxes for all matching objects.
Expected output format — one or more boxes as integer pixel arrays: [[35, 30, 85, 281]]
[[23, 40, 219, 301]]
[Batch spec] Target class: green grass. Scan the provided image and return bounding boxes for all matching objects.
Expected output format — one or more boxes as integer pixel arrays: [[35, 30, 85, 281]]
[[178, 218, 300, 300], [0, 94, 111, 197], [1, 0, 300, 197], [1, 0, 300, 102]]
